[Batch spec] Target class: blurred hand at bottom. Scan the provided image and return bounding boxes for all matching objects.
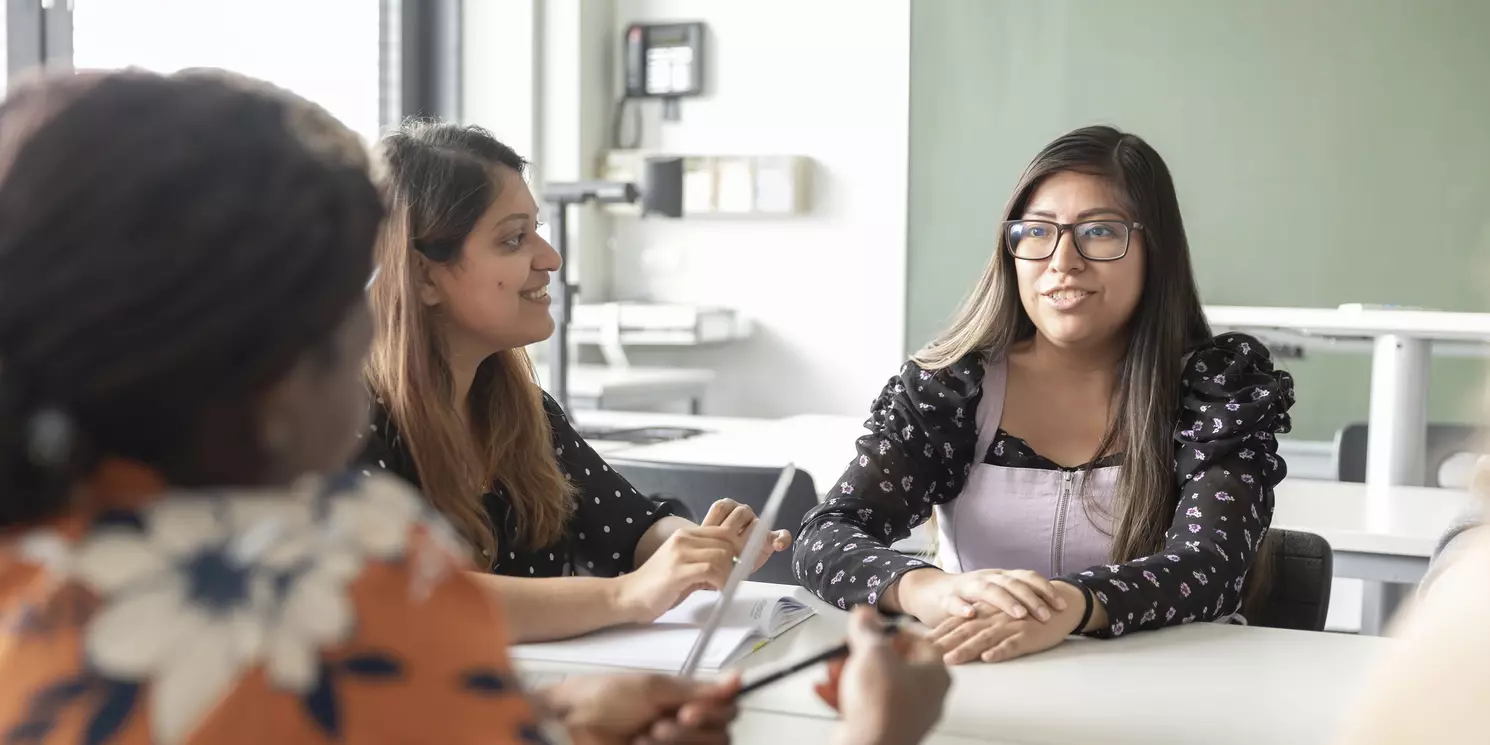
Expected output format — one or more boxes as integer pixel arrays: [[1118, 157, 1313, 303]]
[[815, 606, 951, 745], [544, 673, 739, 745]]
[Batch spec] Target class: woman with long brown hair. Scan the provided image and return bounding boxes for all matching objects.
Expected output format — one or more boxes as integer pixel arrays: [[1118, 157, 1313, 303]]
[[794, 125, 1296, 664], [360, 121, 791, 643]]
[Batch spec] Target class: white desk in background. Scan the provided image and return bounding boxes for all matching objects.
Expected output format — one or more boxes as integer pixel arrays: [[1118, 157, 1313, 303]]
[[535, 364, 715, 414], [1271, 478, 1473, 634], [573, 412, 939, 550], [1206, 305, 1490, 494], [589, 413, 867, 494], [516, 584, 1389, 745], [569, 408, 774, 456]]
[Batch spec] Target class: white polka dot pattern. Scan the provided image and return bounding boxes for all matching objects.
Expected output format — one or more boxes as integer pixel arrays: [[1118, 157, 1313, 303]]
[[358, 391, 674, 580]]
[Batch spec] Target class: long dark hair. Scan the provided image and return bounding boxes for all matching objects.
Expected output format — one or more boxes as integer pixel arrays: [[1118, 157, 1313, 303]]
[[366, 121, 573, 558], [917, 125, 1212, 564], [0, 69, 381, 525]]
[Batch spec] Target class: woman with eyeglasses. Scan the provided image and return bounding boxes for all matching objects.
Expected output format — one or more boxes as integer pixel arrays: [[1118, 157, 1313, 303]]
[[794, 125, 1296, 664]]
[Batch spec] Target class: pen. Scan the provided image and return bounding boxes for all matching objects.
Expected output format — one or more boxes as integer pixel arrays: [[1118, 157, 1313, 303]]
[[732, 625, 901, 699]]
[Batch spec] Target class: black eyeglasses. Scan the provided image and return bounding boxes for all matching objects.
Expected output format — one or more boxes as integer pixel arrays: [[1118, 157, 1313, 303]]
[[1002, 219, 1143, 261]]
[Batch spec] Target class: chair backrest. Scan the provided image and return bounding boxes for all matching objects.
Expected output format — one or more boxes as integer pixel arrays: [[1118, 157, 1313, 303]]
[[1252, 528, 1333, 631], [1334, 422, 1483, 488], [608, 459, 819, 584]]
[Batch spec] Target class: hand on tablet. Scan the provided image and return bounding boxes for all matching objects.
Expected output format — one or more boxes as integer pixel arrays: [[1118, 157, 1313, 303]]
[[700, 498, 793, 572], [617, 527, 740, 622], [895, 567, 1066, 627], [543, 673, 739, 745], [816, 607, 950, 745]]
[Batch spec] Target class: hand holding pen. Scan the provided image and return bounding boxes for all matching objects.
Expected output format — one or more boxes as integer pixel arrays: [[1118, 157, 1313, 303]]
[[734, 606, 951, 745]]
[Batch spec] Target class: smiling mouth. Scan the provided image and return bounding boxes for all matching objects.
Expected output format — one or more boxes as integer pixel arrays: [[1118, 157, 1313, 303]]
[[1042, 289, 1093, 309], [519, 286, 550, 302]]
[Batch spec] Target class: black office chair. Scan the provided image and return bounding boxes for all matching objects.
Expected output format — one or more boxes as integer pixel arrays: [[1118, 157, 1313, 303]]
[[608, 459, 819, 585], [1334, 422, 1484, 488], [1251, 528, 1333, 632]]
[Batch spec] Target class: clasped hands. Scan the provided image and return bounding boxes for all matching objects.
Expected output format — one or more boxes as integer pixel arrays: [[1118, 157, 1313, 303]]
[[897, 567, 1093, 665]]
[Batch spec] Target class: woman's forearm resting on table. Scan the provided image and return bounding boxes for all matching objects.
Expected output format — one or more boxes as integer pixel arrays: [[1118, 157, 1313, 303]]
[[468, 572, 642, 643]]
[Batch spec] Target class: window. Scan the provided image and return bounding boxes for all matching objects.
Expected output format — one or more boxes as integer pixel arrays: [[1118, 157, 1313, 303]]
[[72, 0, 383, 144]]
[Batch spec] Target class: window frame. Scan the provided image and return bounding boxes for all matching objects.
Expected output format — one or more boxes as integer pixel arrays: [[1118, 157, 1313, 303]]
[[5, 0, 458, 132], [6, 0, 72, 92]]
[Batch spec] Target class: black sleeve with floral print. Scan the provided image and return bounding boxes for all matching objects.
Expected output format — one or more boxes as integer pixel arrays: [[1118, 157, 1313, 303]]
[[794, 334, 1296, 639], [792, 356, 986, 609], [1061, 335, 1294, 637]]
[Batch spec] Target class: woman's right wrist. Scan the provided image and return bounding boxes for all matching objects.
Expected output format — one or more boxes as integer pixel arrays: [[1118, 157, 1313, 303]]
[[887, 566, 942, 617], [606, 574, 648, 624]]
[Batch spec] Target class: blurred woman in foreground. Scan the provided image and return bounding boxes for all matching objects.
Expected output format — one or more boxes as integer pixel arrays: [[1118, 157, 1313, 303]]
[[1334, 462, 1490, 745]]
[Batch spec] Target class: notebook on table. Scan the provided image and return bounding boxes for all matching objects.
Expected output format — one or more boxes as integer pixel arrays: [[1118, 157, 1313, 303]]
[[511, 583, 817, 671]]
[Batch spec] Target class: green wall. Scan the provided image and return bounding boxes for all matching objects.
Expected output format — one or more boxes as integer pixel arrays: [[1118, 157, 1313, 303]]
[[907, 0, 1490, 440]]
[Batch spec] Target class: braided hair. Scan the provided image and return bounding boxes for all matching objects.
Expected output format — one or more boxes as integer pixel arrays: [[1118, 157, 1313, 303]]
[[0, 69, 383, 525]]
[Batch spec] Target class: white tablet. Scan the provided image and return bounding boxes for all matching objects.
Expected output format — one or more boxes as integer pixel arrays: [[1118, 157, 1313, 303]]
[[678, 463, 797, 678]]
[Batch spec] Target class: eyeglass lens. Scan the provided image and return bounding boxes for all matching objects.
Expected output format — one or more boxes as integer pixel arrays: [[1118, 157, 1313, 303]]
[[1005, 220, 1130, 260]]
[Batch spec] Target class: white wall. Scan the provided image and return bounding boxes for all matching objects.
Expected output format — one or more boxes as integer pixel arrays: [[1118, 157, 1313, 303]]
[[603, 0, 912, 418], [461, 0, 913, 418], [461, 0, 537, 160]]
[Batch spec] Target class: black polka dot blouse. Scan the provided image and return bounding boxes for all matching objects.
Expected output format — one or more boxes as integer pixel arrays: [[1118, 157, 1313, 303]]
[[356, 393, 673, 578], [794, 333, 1296, 638]]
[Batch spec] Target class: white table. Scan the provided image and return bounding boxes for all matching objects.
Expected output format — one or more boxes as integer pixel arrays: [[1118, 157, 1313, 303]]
[[570, 408, 775, 455], [535, 364, 716, 413], [1206, 305, 1490, 492], [576, 412, 941, 551], [1272, 478, 1474, 633], [732, 711, 1016, 745], [516, 587, 1390, 745], [597, 413, 866, 497], [1272, 479, 1472, 563]]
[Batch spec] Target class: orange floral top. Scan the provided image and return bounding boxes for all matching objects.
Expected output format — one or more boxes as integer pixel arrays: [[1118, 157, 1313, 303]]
[[0, 463, 558, 745]]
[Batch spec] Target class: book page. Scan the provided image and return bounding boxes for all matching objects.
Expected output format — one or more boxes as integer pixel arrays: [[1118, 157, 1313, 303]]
[[512, 625, 755, 671], [512, 584, 817, 671], [660, 584, 812, 635]]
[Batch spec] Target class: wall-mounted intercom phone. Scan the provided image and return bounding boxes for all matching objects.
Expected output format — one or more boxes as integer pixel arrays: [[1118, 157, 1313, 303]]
[[624, 22, 706, 101], [612, 22, 706, 148], [624, 22, 705, 99]]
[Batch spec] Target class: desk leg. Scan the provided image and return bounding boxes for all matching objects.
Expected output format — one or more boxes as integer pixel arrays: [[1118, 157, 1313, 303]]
[[1334, 551, 1427, 637], [1360, 337, 1430, 636], [1365, 335, 1430, 490], [1360, 581, 1413, 636]]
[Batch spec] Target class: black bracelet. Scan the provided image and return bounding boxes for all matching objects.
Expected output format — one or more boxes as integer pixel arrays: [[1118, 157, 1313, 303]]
[[1053, 578, 1094, 635]]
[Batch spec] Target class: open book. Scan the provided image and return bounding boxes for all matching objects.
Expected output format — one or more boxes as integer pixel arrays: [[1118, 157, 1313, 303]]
[[511, 583, 817, 671]]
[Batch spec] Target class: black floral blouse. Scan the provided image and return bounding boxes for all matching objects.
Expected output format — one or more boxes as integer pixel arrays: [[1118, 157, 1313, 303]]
[[356, 393, 673, 578], [794, 333, 1296, 638]]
